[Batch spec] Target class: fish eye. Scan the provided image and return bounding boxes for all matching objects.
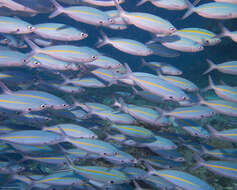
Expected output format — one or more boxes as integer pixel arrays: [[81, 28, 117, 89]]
[[92, 56, 97, 60], [109, 180, 114, 184], [114, 152, 119, 156], [27, 108, 32, 112], [34, 61, 40, 66], [27, 25, 35, 31], [91, 135, 97, 139], [81, 33, 88, 38], [183, 96, 187, 100], [131, 159, 137, 163], [16, 28, 20, 32], [103, 152, 107, 156], [41, 104, 46, 108], [169, 27, 176, 32], [198, 46, 203, 50], [99, 21, 104, 24], [62, 104, 68, 107], [108, 18, 114, 23], [200, 115, 204, 118], [169, 96, 173, 99], [194, 133, 198, 136]]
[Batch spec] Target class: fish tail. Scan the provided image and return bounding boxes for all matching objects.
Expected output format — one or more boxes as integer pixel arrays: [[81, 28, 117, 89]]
[[49, 0, 64, 18], [139, 58, 147, 69], [219, 22, 230, 37], [206, 124, 218, 137], [202, 59, 216, 75], [96, 30, 110, 48], [136, 0, 149, 6], [0, 80, 12, 94], [182, 0, 195, 19], [113, 0, 125, 16], [193, 0, 200, 6], [208, 75, 215, 89], [23, 37, 41, 64], [189, 153, 204, 171], [201, 145, 209, 155]]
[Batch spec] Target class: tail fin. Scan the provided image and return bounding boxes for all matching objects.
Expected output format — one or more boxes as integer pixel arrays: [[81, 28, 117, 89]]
[[202, 59, 216, 75], [218, 22, 230, 38], [139, 58, 148, 70], [208, 75, 215, 89], [136, 0, 149, 6], [189, 153, 204, 171], [193, 0, 200, 6], [23, 36, 41, 62], [182, 0, 195, 19], [49, 0, 64, 18], [0, 81, 12, 94], [206, 124, 218, 137], [95, 30, 110, 48], [113, 0, 126, 17], [112, 98, 122, 108], [202, 75, 215, 92]]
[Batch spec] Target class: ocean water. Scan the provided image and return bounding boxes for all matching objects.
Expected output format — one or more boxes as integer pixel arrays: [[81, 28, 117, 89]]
[[0, 0, 237, 190]]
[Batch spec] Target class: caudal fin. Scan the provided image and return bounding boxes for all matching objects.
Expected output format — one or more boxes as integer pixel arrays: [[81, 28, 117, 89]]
[[206, 124, 218, 137], [136, 0, 149, 6], [202, 59, 216, 75], [189, 153, 204, 171], [182, 0, 195, 19], [95, 30, 110, 48], [219, 22, 230, 37], [49, 0, 64, 18], [23, 36, 41, 63]]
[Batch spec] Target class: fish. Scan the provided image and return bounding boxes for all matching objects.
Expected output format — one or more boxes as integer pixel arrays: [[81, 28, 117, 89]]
[[207, 125, 237, 143], [24, 38, 99, 63], [151, 35, 204, 52], [123, 63, 190, 102], [147, 165, 214, 190], [114, 99, 170, 126], [0, 16, 35, 34], [49, 0, 114, 26], [199, 98, 237, 117], [174, 27, 221, 46], [137, 0, 188, 10], [206, 75, 237, 103], [96, 31, 153, 56], [146, 43, 180, 58], [110, 124, 155, 140], [0, 130, 63, 145], [43, 123, 97, 139], [202, 146, 237, 161], [80, 0, 125, 7], [30, 53, 79, 71], [175, 119, 210, 138], [114, 0, 176, 34], [141, 59, 183, 75], [203, 59, 237, 75], [157, 72, 199, 92], [34, 23, 88, 41], [164, 105, 215, 119], [0, 0, 38, 13], [84, 55, 123, 69], [193, 154, 237, 180], [183, 0, 237, 19]]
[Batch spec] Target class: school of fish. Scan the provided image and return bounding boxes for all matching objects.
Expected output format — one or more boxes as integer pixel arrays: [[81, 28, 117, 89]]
[[0, 0, 236, 189]]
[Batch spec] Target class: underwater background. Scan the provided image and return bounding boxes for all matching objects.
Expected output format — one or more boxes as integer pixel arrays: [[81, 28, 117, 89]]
[[0, 0, 237, 189]]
